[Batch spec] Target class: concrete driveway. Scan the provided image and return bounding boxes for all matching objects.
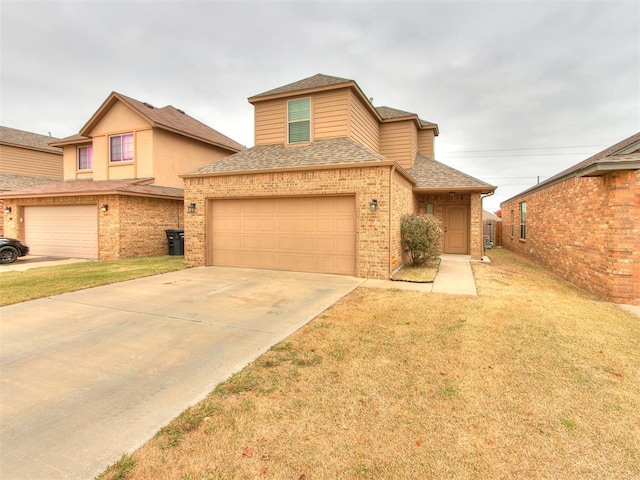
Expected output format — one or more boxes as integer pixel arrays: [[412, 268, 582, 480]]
[[0, 266, 363, 480]]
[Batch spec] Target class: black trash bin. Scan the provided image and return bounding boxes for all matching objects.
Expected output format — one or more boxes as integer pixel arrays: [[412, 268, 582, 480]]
[[165, 229, 185, 255]]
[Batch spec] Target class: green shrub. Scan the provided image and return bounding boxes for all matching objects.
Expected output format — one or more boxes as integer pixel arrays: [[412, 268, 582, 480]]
[[401, 214, 442, 266]]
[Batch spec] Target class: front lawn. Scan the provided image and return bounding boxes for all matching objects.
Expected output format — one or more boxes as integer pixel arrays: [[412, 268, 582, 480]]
[[99, 249, 640, 479], [0, 256, 189, 306]]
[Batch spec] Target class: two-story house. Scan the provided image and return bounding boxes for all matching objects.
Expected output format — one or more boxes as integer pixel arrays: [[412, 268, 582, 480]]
[[0, 126, 64, 236], [1, 92, 244, 260], [182, 74, 495, 278]]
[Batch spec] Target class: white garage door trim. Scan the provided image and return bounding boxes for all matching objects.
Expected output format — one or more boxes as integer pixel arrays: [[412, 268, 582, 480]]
[[24, 205, 98, 259], [208, 195, 356, 275]]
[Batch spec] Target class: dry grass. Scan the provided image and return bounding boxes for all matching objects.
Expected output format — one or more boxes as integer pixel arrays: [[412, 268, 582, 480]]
[[99, 249, 640, 480], [391, 258, 440, 282], [0, 256, 189, 306]]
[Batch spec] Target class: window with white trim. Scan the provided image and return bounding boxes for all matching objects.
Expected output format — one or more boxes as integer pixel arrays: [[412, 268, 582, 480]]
[[519, 202, 527, 240], [287, 98, 310, 143], [78, 145, 93, 170], [110, 133, 134, 163]]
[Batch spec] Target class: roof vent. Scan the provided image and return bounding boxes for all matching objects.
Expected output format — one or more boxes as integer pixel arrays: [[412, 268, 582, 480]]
[[143, 102, 155, 109], [176, 108, 185, 114]]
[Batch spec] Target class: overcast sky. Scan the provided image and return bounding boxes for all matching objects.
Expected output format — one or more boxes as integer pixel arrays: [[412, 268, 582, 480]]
[[1, 0, 638, 211]]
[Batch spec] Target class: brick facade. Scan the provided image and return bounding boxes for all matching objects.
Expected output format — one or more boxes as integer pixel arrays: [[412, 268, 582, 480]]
[[502, 170, 639, 305], [184, 165, 414, 279], [2, 195, 183, 261], [415, 192, 485, 260]]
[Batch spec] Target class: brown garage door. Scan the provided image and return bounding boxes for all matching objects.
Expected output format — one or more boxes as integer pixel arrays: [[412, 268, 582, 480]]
[[209, 196, 356, 275], [24, 205, 98, 259]]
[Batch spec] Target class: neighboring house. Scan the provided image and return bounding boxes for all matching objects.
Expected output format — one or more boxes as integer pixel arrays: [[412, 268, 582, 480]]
[[182, 74, 495, 278], [0, 126, 64, 236], [483, 209, 502, 248], [501, 132, 640, 305], [1, 92, 244, 259]]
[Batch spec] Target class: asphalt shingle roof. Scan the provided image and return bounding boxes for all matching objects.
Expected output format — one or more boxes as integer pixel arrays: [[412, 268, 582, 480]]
[[1, 178, 183, 199], [52, 93, 245, 152], [0, 174, 61, 192], [376, 106, 438, 132], [249, 74, 354, 100], [0, 126, 62, 154], [505, 131, 640, 201], [408, 154, 495, 191], [113, 93, 246, 152], [189, 137, 389, 175]]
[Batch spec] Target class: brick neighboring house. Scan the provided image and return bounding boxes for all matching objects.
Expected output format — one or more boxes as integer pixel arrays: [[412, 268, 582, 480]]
[[182, 74, 496, 278], [0, 126, 64, 236], [501, 132, 640, 305], [1, 92, 244, 260]]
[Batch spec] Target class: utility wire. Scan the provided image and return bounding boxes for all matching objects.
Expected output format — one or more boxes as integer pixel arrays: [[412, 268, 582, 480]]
[[441, 145, 607, 154]]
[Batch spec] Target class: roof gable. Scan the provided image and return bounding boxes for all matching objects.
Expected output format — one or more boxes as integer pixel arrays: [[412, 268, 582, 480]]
[[79, 92, 245, 152]]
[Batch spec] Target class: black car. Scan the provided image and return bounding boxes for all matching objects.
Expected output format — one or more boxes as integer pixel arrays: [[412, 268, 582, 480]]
[[0, 237, 29, 264]]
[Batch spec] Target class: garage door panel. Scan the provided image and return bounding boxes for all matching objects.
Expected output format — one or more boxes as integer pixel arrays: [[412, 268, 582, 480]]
[[316, 218, 336, 233], [24, 206, 98, 259], [209, 196, 355, 275]]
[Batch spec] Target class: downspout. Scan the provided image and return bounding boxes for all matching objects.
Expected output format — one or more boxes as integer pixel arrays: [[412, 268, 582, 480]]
[[389, 165, 395, 278]]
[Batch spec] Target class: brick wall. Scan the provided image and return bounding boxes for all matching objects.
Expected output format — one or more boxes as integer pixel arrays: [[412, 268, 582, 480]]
[[414, 192, 484, 260], [184, 165, 413, 279], [501, 171, 639, 305], [390, 169, 415, 273], [2, 195, 183, 261], [101, 195, 184, 260]]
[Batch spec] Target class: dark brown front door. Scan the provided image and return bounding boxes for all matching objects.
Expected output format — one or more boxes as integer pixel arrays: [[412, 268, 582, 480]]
[[444, 204, 469, 254]]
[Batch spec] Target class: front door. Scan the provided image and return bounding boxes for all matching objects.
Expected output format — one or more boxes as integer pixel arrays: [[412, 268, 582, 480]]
[[444, 204, 469, 254]]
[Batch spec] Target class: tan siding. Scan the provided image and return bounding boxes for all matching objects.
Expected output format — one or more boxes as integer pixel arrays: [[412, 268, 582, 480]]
[[417, 130, 435, 158], [379, 120, 417, 169], [0, 144, 63, 178], [313, 89, 349, 140], [349, 92, 379, 153], [254, 99, 286, 145], [152, 129, 235, 187]]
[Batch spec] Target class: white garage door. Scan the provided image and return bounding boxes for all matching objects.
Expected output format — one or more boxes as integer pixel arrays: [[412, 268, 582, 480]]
[[24, 205, 98, 259], [209, 196, 356, 275]]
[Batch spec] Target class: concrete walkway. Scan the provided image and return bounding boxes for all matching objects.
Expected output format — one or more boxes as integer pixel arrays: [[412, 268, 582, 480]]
[[361, 254, 477, 295]]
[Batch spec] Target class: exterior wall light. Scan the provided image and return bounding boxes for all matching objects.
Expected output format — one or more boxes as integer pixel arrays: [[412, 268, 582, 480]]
[[100, 204, 109, 212], [448, 192, 456, 201], [3, 206, 11, 214], [187, 202, 196, 213], [369, 199, 378, 212]]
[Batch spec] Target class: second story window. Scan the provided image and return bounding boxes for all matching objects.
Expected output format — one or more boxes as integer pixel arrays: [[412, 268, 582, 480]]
[[288, 98, 310, 143], [78, 145, 93, 170], [110, 133, 134, 163]]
